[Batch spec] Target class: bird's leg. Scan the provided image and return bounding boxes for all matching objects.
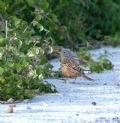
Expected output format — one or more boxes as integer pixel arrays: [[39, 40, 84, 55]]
[[60, 78, 76, 84], [74, 78, 77, 83], [59, 78, 68, 83], [70, 78, 76, 84]]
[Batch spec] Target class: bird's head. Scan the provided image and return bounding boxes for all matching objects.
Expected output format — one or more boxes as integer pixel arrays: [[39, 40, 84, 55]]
[[52, 46, 68, 62]]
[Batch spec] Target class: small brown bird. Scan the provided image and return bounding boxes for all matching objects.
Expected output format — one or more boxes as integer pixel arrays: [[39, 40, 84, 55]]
[[58, 47, 93, 81]]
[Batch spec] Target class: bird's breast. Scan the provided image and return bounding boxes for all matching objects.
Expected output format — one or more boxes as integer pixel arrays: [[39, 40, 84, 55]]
[[60, 64, 79, 77]]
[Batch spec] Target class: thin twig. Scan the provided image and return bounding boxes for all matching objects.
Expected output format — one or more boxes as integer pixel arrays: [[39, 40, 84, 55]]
[[5, 20, 8, 39]]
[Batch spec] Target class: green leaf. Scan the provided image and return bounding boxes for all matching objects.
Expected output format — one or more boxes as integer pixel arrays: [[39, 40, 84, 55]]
[[36, 24, 44, 31], [0, 48, 4, 59], [47, 46, 53, 54], [32, 20, 38, 26], [10, 16, 21, 27], [26, 0, 35, 6], [0, 67, 4, 75], [35, 15, 42, 21], [39, 0, 49, 9], [0, 37, 6, 46]]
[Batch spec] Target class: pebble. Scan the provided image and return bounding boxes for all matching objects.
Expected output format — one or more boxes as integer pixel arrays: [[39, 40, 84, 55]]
[[92, 102, 97, 106], [4, 106, 13, 113], [26, 106, 31, 109], [22, 99, 30, 104], [76, 113, 79, 116], [7, 98, 14, 104], [104, 83, 107, 85]]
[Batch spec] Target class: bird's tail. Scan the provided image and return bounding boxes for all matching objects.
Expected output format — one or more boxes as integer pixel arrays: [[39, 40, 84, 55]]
[[81, 73, 94, 81]]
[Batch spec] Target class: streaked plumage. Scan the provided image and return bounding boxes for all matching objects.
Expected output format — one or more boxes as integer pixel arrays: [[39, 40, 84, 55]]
[[59, 48, 93, 81]]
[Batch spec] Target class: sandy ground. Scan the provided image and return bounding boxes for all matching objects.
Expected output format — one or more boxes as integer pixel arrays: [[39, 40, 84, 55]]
[[1, 47, 120, 123]]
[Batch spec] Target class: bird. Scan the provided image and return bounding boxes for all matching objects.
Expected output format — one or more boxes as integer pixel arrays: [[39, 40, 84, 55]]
[[58, 47, 94, 81]]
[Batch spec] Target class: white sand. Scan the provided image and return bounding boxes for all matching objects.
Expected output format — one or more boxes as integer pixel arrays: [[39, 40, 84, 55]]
[[1, 46, 120, 123]]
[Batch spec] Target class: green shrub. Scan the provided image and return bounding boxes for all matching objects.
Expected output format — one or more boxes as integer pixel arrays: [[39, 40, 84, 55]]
[[0, 36, 57, 101], [48, 0, 120, 48], [1, 0, 120, 48], [0, 0, 117, 100], [104, 34, 120, 47], [0, 0, 58, 100], [78, 48, 113, 73]]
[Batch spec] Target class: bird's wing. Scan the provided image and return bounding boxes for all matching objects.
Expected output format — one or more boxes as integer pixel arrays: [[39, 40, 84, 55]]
[[62, 58, 94, 81], [63, 58, 83, 72]]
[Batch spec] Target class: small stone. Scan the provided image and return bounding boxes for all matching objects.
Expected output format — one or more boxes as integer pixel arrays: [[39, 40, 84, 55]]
[[76, 113, 79, 116], [4, 106, 13, 113], [92, 102, 97, 106], [116, 83, 120, 86], [26, 106, 31, 109], [42, 102, 48, 107], [22, 99, 30, 104], [7, 98, 14, 104], [104, 83, 107, 85]]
